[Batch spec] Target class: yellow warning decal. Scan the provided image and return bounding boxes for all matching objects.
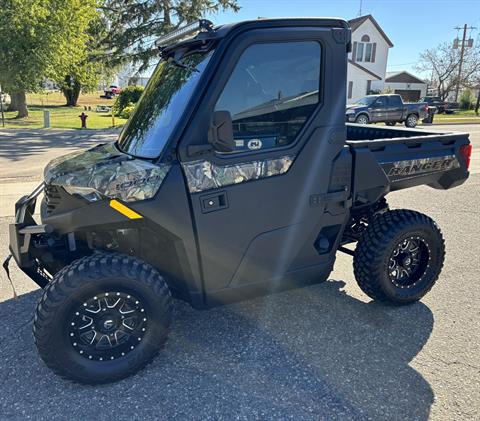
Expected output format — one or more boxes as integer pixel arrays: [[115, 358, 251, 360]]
[[109, 200, 143, 219]]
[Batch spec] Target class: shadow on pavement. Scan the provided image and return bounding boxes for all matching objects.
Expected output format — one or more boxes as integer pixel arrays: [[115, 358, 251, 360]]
[[0, 279, 434, 420], [0, 129, 118, 162]]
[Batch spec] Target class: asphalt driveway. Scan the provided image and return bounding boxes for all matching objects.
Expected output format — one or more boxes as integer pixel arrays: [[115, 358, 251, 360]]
[[0, 125, 478, 420]]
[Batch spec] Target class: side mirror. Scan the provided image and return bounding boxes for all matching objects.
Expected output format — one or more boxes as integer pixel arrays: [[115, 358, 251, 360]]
[[208, 111, 235, 153]]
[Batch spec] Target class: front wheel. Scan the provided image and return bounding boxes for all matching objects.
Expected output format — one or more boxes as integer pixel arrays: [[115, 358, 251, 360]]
[[33, 252, 173, 384], [355, 114, 369, 125], [405, 114, 418, 128], [353, 210, 445, 304]]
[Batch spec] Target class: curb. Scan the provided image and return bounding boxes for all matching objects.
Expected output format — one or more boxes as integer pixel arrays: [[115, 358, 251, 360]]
[[424, 121, 480, 126]]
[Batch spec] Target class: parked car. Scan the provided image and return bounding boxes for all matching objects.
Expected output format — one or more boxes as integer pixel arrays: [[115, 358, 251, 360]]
[[103, 85, 122, 98], [346, 94, 429, 127], [421, 96, 446, 113], [444, 101, 459, 114], [5, 17, 472, 384], [420, 96, 459, 114]]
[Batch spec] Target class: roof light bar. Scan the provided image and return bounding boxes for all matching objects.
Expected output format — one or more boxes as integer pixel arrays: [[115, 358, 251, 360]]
[[156, 19, 214, 48]]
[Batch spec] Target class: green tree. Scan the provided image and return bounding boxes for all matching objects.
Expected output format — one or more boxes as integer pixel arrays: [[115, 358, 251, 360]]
[[459, 89, 474, 110], [102, 0, 240, 70], [0, 0, 97, 117], [58, 12, 112, 106], [113, 85, 145, 115]]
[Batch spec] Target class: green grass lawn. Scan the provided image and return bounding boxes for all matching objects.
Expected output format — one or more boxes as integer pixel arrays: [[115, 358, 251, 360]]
[[433, 109, 479, 124], [1, 106, 127, 129], [0, 91, 127, 130]]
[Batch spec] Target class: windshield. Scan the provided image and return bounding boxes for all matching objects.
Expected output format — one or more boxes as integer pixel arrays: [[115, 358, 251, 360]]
[[354, 96, 377, 106], [117, 50, 212, 158]]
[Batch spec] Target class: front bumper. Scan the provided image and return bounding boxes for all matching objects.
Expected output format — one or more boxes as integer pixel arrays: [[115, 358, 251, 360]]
[[346, 113, 356, 122], [8, 183, 53, 287]]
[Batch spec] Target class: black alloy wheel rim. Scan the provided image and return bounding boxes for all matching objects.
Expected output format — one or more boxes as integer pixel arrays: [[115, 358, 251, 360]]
[[68, 292, 148, 361], [388, 236, 430, 288]]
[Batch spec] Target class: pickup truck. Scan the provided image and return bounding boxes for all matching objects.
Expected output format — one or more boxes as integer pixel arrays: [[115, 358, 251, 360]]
[[421, 96, 459, 114], [346, 94, 429, 127], [103, 85, 121, 98], [4, 17, 472, 384]]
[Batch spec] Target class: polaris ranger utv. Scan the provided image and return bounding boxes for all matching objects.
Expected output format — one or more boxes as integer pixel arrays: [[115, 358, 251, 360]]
[[5, 18, 472, 384]]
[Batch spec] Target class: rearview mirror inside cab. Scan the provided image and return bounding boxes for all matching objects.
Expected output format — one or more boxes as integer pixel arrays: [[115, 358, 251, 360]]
[[208, 111, 235, 153]]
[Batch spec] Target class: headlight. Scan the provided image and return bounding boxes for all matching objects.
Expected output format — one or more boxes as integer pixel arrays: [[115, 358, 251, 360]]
[[57, 162, 171, 203], [346, 110, 355, 114]]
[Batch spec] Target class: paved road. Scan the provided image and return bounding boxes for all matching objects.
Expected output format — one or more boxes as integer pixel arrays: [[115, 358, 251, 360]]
[[0, 126, 479, 420]]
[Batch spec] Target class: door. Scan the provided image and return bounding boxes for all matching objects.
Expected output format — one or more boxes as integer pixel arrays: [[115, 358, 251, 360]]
[[387, 95, 404, 121], [179, 27, 351, 299], [369, 96, 387, 122]]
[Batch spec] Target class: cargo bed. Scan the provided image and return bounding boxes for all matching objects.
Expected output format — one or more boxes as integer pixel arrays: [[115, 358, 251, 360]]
[[345, 123, 470, 206]]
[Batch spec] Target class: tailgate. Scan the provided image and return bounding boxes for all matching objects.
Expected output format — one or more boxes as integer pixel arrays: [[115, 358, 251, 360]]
[[348, 128, 471, 200]]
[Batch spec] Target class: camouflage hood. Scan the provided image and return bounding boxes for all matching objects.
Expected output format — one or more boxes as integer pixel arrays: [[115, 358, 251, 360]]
[[44, 142, 171, 202]]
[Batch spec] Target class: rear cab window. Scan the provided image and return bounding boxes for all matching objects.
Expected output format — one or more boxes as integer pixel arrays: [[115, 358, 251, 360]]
[[388, 96, 402, 107]]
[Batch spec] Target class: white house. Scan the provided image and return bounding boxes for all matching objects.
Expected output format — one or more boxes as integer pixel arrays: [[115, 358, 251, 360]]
[[347, 15, 428, 103], [347, 14, 393, 102]]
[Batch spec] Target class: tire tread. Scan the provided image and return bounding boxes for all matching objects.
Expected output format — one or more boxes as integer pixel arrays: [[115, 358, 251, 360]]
[[33, 252, 172, 384]]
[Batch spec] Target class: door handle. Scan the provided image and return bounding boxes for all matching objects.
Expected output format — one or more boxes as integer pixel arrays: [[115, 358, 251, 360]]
[[200, 191, 229, 213]]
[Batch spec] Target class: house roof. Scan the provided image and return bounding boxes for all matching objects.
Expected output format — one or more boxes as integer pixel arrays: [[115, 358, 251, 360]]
[[348, 14, 394, 47], [348, 59, 382, 80], [385, 71, 426, 84]]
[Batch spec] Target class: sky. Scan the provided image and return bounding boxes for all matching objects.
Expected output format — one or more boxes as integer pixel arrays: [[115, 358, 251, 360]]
[[205, 0, 480, 77]]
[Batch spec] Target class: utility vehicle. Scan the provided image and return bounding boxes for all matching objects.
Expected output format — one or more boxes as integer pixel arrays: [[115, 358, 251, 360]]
[[5, 18, 472, 384]]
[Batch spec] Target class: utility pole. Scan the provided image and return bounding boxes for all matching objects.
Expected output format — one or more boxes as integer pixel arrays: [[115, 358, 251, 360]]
[[453, 24, 476, 102], [358, 0, 363, 17]]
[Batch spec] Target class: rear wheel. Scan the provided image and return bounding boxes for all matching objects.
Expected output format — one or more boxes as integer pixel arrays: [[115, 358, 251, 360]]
[[353, 210, 445, 304], [33, 252, 172, 384], [405, 114, 418, 128], [355, 114, 369, 125]]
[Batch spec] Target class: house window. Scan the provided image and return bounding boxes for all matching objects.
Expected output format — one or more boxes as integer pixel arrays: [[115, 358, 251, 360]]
[[365, 43, 373, 62], [348, 81, 353, 99], [353, 35, 376, 63], [366, 80, 371, 94], [356, 43, 364, 62]]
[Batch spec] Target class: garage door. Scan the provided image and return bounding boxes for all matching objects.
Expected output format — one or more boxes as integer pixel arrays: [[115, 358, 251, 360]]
[[395, 90, 421, 102]]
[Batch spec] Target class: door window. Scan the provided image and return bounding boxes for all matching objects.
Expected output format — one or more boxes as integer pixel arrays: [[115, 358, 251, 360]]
[[214, 41, 321, 152]]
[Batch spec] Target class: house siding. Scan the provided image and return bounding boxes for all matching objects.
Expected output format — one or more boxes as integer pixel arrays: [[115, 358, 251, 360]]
[[348, 18, 389, 83], [347, 17, 390, 102], [347, 64, 370, 103]]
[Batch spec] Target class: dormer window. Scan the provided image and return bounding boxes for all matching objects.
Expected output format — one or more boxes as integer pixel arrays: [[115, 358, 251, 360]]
[[353, 35, 376, 63]]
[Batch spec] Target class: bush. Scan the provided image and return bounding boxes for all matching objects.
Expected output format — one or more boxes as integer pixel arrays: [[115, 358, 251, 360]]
[[459, 89, 474, 110], [120, 102, 136, 119], [113, 85, 144, 116]]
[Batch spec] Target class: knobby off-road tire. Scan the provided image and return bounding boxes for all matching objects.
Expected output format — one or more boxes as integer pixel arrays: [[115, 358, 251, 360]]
[[353, 210, 445, 304], [33, 252, 173, 384]]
